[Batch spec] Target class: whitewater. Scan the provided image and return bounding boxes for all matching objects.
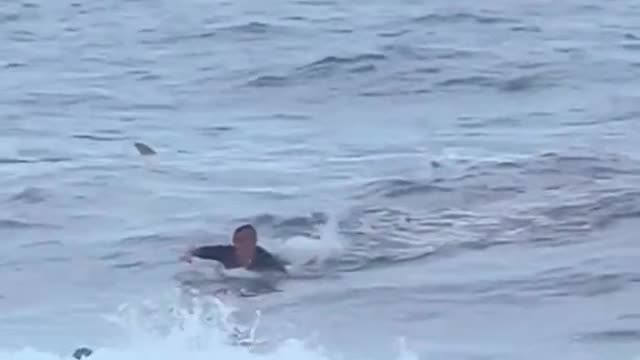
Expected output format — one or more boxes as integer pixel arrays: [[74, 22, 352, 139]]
[[4, 290, 418, 360]]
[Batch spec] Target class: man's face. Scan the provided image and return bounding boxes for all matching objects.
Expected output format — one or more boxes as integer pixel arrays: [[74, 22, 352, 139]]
[[233, 229, 257, 263]]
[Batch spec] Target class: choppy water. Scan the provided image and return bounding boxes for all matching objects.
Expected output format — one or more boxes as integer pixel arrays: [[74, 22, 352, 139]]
[[3, 0, 640, 359]]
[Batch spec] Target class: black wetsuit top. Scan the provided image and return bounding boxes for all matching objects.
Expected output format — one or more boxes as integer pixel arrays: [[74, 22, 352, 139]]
[[192, 245, 287, 273]]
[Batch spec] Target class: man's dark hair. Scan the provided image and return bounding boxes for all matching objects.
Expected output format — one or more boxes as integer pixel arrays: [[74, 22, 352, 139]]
[[234, 224, 256, 237]]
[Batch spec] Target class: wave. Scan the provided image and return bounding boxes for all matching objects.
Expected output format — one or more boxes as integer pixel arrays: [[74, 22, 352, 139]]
[[246, 52, 387, 88], [0, 291, 418, 360], [0, 219, 58, 229], [335, 151, 640, 266], [412, 12, 519, 26]]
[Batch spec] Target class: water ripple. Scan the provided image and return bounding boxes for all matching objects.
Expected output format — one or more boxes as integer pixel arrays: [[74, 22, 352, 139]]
[[246, 52, 387, 87], [9, 187, 50, 204], [578, 329, 640, 343], [344, 151, 640, 266], [0, 219, 57, 229], [412, 12, 520, 26]]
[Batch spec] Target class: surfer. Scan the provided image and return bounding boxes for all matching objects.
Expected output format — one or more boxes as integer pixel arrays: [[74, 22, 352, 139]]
[[182, 224, 287, 273]]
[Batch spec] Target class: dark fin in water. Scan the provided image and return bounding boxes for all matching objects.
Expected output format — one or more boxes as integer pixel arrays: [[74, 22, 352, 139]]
[[72, 347, 93, 359], [134, 142, 156, 156]]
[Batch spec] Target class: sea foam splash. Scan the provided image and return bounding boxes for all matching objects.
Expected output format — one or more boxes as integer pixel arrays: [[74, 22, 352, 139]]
[[0, 289, 419, 360]]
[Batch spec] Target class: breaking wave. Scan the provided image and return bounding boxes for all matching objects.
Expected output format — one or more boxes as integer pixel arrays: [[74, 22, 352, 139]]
[[0, 290, 418, 360]]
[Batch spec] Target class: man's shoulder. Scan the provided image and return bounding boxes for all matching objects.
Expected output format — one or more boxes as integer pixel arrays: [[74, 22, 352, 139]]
[[192, 244, 234, 258], [254, 246, 287, 272], [198, 244, 234, 251], [255, 245, 277, 257]]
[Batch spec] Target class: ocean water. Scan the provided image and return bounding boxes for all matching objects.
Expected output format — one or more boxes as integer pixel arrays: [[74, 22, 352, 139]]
[[2, 0, 640, 359]]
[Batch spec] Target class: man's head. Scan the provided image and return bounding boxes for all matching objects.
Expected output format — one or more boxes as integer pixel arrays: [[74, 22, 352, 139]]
[[232, 224, 257, 265]]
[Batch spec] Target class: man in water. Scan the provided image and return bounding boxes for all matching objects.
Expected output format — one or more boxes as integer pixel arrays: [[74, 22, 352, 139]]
[[182, 224, 287, 273]]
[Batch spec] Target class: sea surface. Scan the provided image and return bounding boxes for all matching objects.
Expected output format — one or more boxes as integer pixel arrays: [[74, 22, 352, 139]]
[[2, 0, 640, 359]]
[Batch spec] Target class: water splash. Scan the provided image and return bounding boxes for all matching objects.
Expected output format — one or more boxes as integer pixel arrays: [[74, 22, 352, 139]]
[[277, 210, 346, 277], [0, 289, 419, 360]]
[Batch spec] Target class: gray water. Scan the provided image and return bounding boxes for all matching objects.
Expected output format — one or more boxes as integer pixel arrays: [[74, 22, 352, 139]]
[[2, 0, 640, 359]]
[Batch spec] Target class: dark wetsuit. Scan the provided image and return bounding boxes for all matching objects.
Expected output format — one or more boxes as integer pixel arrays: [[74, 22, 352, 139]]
[[192, 245, 287, 273]]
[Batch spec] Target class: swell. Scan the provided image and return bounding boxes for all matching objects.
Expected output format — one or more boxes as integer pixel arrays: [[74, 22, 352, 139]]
[[0, 157, 72, 164], [0, 219, 58, 229], [472, 270, 640, 301], [342, 151, 640, 268], [411, 12, 520, 26], [144, 20, 291, 45], [246, 53, 387, 88], [243, 48, 561, 98], [234, 5, 570, 97]]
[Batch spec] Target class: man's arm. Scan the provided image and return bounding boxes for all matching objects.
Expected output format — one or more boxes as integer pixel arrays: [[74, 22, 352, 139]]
[[185, 245, 232, 262], [255, 249, 288, 273]]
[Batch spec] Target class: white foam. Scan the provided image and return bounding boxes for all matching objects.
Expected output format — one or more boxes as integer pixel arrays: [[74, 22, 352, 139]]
[[0, 290, 418, 360], [220, 267, 263, 279], [277, 212, 346, 276]]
